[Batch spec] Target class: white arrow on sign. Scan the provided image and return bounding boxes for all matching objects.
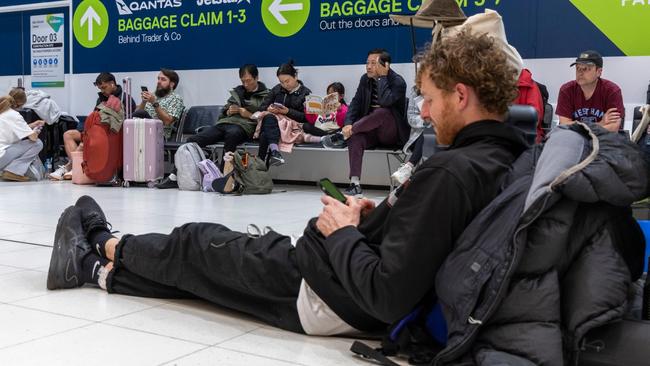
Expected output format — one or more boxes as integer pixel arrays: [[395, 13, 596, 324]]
[[269, 0, 302, 25], [80, 6, 101, 41]]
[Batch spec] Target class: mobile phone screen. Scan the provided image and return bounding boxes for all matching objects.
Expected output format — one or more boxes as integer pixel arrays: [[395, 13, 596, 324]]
[[318, 178, 347, 204], [140, 86, 148, 92]]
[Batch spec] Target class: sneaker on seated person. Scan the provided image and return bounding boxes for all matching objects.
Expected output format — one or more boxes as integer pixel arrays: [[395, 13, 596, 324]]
[[344, 183, 363, 198], [322, 132, 347, 149], [391, 162, 414, 185], [155, 174, 179, 189], [49, 165, 70, 181], [268, 150, 285, 167]]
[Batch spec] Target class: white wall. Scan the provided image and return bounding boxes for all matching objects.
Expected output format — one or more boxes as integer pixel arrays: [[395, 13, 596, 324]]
[[526, 55, 650, 129], [1, 55, 648, 130]]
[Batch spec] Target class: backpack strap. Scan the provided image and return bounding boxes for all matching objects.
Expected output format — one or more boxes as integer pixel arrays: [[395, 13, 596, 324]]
[[350, 341, 400, 366]]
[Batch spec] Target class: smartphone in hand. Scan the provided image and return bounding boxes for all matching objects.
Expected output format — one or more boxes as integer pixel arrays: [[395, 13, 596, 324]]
[[140, 86, 148, 92], [272, 102, 284, 109], [318, 178, 347, 204]]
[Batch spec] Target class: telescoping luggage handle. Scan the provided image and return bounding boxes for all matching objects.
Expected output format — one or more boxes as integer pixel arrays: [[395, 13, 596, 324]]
[[123, 77, 132, 119]]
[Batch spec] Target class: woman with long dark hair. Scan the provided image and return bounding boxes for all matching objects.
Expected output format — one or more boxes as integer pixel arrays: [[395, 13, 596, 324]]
[[255, 60, 311, 167]]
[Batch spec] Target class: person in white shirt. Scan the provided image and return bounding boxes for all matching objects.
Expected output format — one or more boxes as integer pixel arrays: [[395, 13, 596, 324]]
[[0, 95, 44, 181]]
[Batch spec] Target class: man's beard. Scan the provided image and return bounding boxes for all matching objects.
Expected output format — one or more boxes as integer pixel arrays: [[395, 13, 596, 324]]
[[433, 99, 463, 146], [155, 85, 171, 98]]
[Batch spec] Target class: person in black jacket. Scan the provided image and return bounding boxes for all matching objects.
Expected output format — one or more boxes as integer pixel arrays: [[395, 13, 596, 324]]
[[46, 31, 526, 336], [322, 49, 408, 197], [256, 60, 311, 167]]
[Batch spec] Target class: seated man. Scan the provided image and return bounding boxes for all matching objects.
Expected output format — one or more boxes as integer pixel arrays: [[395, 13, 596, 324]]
[[50, 72, 136, 180], [556, 50, 624, 132], [155, 65, 270, 189], [133, 68, 184, 141], [322, 49, 408, 197], [46, 31, 528, 337]]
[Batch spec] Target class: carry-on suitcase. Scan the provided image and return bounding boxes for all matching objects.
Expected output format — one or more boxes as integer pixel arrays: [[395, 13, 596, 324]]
[[122, 118, 164, 187], [578, 319, 650, 365]]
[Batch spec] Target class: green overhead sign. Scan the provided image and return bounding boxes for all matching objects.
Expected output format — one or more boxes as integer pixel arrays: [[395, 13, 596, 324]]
[[570, 0, 650, 56]]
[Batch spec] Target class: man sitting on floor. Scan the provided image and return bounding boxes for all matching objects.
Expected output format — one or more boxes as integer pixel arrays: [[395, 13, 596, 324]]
[[46, 31, 527, 336]]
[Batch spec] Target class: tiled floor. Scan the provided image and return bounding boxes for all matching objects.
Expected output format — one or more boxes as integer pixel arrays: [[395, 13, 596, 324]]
[[0, 180, 391, 366]]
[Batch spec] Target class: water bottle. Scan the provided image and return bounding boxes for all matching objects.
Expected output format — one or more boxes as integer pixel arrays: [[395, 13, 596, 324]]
[[643, 257, 650, 320], [45, 158, 52, 173]]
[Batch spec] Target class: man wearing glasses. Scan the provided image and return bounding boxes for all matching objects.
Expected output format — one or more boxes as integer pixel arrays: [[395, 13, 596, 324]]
[[322, 49, 408, 198], [556, 50, 624, 132], [50, 72, 135, 180]]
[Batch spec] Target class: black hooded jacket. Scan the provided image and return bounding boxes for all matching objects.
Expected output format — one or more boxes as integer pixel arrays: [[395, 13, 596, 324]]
[[295, 121, 529, 331], [259, 82, 311, 123]]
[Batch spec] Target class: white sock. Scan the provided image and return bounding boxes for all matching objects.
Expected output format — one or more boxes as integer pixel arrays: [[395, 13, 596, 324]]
[[351, 176, 360, 186], [97, 266, 109, 290]]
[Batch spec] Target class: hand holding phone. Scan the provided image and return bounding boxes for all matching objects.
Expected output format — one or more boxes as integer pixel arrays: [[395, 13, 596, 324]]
[[272, 102, 284, 109], [140, 86, 148, 92], [318, 178, 347, 204]]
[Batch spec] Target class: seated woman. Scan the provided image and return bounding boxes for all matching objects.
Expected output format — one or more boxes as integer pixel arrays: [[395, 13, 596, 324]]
[[255, 60, 311, 167], [0, 95, 44, 181], [303, 82, 349, 144]]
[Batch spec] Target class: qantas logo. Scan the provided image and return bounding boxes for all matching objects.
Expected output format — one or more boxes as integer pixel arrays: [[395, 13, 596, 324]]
[[115, 0, 183, 16]]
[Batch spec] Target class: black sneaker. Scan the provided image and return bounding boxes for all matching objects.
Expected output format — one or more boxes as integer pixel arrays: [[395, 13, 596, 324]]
[[344, 183, 363, 198], [155, 176, 179, 189], [268, 150, 285, 167], [322, 133, 347, 149], [74, 195, 111, 237], [47, 206, 92, 290]]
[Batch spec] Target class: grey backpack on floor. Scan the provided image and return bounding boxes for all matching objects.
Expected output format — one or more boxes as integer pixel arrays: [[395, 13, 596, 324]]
[[175, 142, 206, 191]]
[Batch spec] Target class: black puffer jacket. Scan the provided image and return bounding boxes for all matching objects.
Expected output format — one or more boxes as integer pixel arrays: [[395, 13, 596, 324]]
[[433, 123, 650, 365], [259, 82, 311, 123]]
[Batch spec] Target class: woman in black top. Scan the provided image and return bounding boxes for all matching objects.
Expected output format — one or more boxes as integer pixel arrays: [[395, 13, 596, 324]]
[[257, 60, 311, 166]]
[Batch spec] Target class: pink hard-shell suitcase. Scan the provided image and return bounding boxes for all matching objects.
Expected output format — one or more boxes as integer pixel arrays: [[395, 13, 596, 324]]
[[122, 118, 164, 187]]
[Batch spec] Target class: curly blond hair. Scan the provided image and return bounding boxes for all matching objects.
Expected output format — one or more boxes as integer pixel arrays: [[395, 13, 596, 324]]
[[416, 30, 519, 115]]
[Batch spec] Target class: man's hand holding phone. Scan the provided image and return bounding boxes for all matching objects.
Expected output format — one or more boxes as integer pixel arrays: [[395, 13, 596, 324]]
[[317, 195, 363, 237], [140, 86, 156, 103], [316, 178, 375, 237]]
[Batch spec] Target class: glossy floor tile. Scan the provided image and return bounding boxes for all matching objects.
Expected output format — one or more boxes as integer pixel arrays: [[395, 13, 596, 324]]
[[0, 180, 393, 365]]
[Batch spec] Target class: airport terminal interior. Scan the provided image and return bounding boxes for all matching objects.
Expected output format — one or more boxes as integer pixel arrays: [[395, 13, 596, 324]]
[[0, 181, 389, 365], [2, 0, 650, 365]]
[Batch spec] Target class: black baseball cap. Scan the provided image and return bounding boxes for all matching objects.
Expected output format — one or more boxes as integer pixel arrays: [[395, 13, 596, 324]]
[[570, 50, 603, 68]]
